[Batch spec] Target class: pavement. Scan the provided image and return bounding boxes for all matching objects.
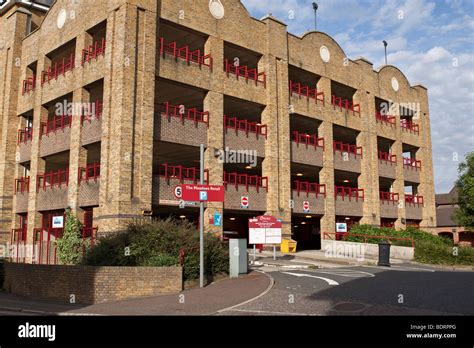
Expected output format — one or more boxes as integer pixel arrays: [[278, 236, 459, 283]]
[[0, 271, 271, 316]]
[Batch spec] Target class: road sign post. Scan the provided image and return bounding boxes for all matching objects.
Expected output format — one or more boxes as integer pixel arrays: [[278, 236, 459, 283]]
[[199, 144, 204, 288]]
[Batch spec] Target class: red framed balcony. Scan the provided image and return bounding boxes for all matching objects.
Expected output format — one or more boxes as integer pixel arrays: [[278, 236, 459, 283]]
[[334, 186, 365, 201], [14, 177, 30, 194], [159, 38, 212, 69], [292, 131, 324, 149], [81, 101, 103, 124], [405, 194, 424, 206], [17, 127, 33, 144], [292, 180, 326, 197], [223, 172, 268, 192], [22, 75, 36, 95], [331, 96, 360, 116], [159, 102, 209, 127], [156, 163, 209, 184], [289, 80, 325, 104], [81, 38, 106, 65], [79, 163, 101, 184], [41, 54, 75, 85], [224, 59, 266, 88], [403, 157, 422, 170], [40, 115, 72, 137], [36, 168, 69, 191], [375, 111, 396, 126], [333, 141, 363, 158], [400, 119, 420, 134], [378, 151, 397, 164], [224, 116, 267, 139], [380, 191, 399, 203]]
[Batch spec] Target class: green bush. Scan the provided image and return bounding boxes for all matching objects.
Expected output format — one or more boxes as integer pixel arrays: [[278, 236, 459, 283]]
[[55, 209, 87, 265], [343, 224, 473, 266], [84, 218, 229, 280]]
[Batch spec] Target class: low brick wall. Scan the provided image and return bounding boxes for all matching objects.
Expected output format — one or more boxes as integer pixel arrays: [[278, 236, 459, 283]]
[[321, 240, 414, 261], [4, 263, 182, 304]]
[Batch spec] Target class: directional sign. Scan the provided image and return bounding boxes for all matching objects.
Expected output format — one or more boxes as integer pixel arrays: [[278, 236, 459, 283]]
[[303, 201, 310, 213], [214, 212, 222, 227], [249, 215, 282, 245], [174, 185, 225, 202], [241, 196, 249, 209]]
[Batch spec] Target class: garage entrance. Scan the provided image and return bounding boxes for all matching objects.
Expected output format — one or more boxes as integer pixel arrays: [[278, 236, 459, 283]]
[[291, 214, 321, 250]]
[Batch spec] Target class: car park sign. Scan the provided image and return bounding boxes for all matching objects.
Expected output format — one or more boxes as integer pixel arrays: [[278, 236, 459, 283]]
[[174, 184, 225, 202]]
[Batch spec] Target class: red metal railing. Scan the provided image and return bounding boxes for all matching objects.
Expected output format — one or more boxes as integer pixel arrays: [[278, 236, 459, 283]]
[[14, 177, 30, 194], [292, 131, 324, 149], [17, 127, 33, 144], [81, 101, 103, 124], [380, 191, 399, 203], [81, 38, 106, 65], [334, 186, 365, 201], [157, 163, 209, 184], [41, 54, 75, 85], [159, 102, 209, 126], [224, 59, 266, 88], [224, 116, 267, 138], [223, 172, 268, 192], [79, 163, 100, 184], [36, 168, 69, 191], [378, 151, 397, 164], [403, 157, 422, 170], [40, 115, 72, 137], [292, 180, 326, 197], [333, 141, 363, 158], [289, 80, 325, 104], [331, 95, 360, 115], [323, 232, 414, 248], [159, 38, 212, 69], [400, 119, 420, 134], [375, 111, 396, 126], [22, 75, 36, 95], [405, 194, 424, 206], [10, 228, 27, 263]]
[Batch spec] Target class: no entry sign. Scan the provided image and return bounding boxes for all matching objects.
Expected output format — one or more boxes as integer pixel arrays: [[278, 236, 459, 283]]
[[303, 201, 310, 213], [174, 184, 225, 202], [241, 196, 249, 209]]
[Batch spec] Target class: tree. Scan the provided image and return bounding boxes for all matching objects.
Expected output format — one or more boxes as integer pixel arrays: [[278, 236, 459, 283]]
[[55, 209, 86, 265], [454, 152, 474, 231]]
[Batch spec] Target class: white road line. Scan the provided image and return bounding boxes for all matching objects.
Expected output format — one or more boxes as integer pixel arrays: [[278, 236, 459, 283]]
[[224, 308, 311, 316], [361, 265, 435, 272], [314, 270, 375, 278], [282, 272, 339, 285]]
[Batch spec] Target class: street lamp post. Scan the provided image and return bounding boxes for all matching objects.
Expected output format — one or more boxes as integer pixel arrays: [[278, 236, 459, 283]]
[[312, 2, 318, 31], [383, 40, 388, 65]]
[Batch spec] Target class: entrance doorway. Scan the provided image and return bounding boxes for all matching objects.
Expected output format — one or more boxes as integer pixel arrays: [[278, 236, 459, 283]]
[[291, 214, 321, 250]]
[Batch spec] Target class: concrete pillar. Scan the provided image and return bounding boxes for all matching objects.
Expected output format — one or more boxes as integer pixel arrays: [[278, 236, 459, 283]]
[[319, 119, 335, 235], [97, 4, 156, 234], [261, 16, 291, 238]]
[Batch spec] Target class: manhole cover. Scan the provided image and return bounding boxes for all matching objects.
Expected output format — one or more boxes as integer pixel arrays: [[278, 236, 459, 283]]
[[331, 302, 367, 312]]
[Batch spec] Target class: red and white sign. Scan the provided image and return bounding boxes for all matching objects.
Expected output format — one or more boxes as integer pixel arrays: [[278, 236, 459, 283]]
[[249, 216, 282, 245], [174, 184, 225, 202], [241, 196, 249, 209], [303, 201, 310, 213]]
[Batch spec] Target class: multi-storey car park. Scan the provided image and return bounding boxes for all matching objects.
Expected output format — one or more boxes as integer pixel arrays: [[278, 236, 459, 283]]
[[0, 0, 436, 263]]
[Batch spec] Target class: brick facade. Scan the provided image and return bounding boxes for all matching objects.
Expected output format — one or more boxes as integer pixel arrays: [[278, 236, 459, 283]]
[[4, 262, 182, 304], [0, 0, 437, 251]]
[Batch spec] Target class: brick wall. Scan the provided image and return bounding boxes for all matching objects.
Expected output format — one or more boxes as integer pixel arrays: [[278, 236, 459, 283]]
[[15, 192, 29, 213], [378, 160, 397, 179], [403, 166, 421, 183], [81, 118, 102, 146], [155, 114, 207, 146], [292, 192, 325, 215], [18, 142, 31, 163], [39, 128, 71, 157], [78, 180, 100, 207], [291, 143, 323, 167], [4, 263, 182, 304], [380, 200, 398, 218], [36, 186, 68, 211], [333, 152, 362, 173], [335, 197, 363, 216]]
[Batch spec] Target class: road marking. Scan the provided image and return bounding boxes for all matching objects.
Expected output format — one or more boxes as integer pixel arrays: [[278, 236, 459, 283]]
[[314, 269, 375, 278], [361, 265, 435, 272], [282, 272, 339, 285], [224, 308, 310, 316]]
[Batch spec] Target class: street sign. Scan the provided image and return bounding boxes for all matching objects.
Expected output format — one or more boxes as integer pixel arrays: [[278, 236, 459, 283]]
[[214, 212, 222, 227], [336, 223, 348, 233], [174, 186, 183, 199], [248, 215, 282, 245], [303, 201, 310, 213], [241, 196, 249, 209], [174, 184, 225, 202]]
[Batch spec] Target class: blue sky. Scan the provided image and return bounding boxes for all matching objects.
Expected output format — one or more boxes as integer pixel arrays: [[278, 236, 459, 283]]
[[242, 0, 474, 193]]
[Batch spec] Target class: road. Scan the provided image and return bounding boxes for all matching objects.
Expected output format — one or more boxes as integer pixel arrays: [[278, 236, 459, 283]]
[[220, 264, 474, 316]]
